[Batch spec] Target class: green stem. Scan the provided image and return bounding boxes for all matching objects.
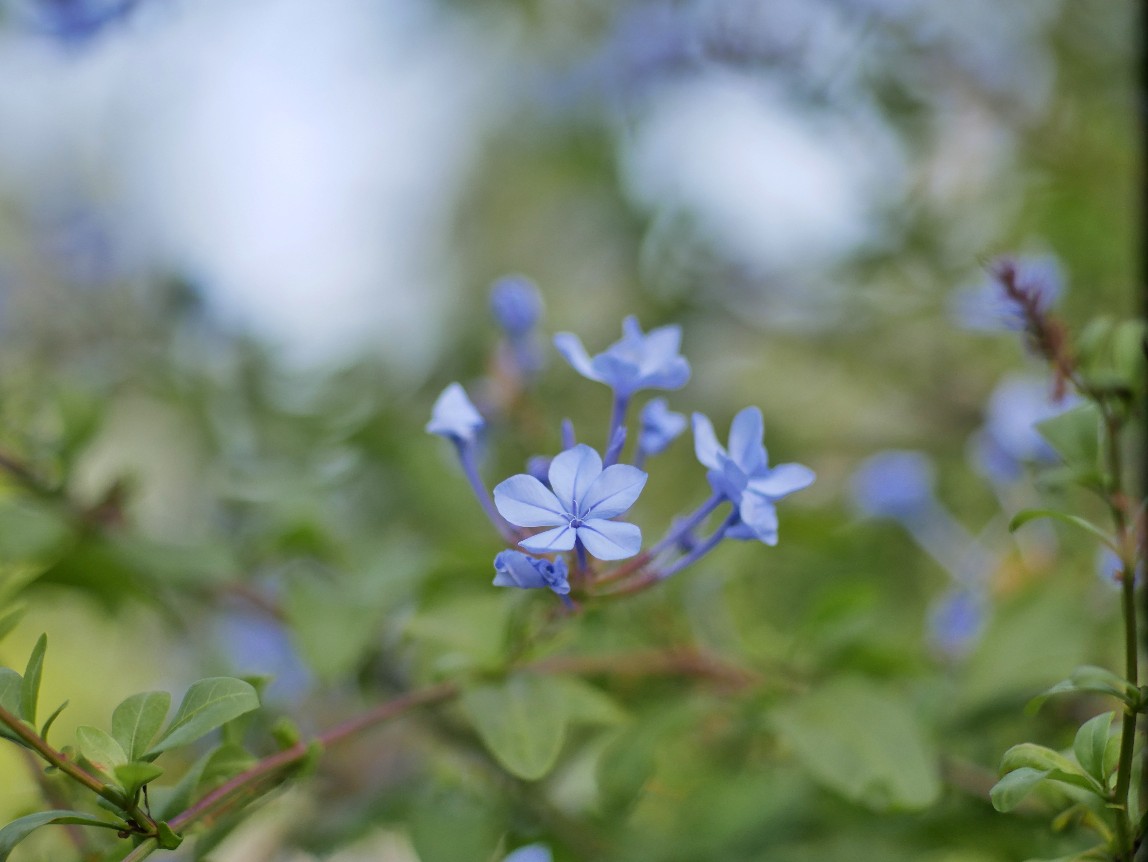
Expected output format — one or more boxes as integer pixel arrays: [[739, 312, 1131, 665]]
[[0, 703, 156, 836], [1101, 409, 1140, 862]]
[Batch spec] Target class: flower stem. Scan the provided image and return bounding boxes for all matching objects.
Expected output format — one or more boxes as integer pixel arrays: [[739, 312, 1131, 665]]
[[456, 442, 516, 542], [604, 394, 630, 466], [649, 493, 724, 557]]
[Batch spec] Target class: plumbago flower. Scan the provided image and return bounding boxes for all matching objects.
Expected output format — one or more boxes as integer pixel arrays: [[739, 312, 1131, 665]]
[[554, 316, 690, 398], [637, 397, 687, 464], [493, 550, 570, 597], [493, 444, 647, 561], [692, 407, 815, 545]]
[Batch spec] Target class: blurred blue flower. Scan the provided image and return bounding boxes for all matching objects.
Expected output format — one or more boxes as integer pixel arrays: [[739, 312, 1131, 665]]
[[490, 276, 544, 338], [494, 443, 647, 560], [848, 450, 936, 521], [493, 550, 570, 596], [21, 0, 140, 45], [1097, 549, 1144, 589], [638, 398, 687, 459], [692, 407, 815, 545], [951, 255, 1064, 332], [969, 374, 1075, 482], [927, 587, 987, 659], [426, 383, 485, 447], [554, 316, 690, 398], [502, 845, 553, 862]]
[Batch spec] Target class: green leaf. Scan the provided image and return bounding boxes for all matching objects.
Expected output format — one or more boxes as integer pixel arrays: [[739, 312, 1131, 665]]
[[0, 668, 25, 746], [156, 821, 183, 851], [1073, 712, 1116, 786], [461, 673, 570, 780], [770, 676, 941, 811], [408, 789, 503, 862], [990, 767, 1051, 812], [1027, 665, 1139, 712], [0, 810, 124, 861], [20, 634, 46, 725], [147, 678, 259, 757], [196, 743, 257, 795], [549, 676, 629, 727], [114, 762, 165, 798], [76, 725, 128, 777], [1008, 510, 1117, 552], [112, 691, 171, 761], [1035, 404, 1101, 469], [0, 606, 24, 644], [1111, 319, 1146, 386], [39, 700, 68, 741], [999, 743, 1099, 794]]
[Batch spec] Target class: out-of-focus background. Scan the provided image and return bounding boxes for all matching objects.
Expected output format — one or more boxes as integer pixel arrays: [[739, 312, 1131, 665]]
[[0, 0, 1139, 860]]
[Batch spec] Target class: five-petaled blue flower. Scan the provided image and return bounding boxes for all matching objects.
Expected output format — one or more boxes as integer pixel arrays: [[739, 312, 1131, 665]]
[[554, 316, 690, 398], [693, 407, 815, 545], [494, 444, 647, 560], [426, 383, 485, 446], [493, 550, 570, 596], [638, 398, 687, 458]]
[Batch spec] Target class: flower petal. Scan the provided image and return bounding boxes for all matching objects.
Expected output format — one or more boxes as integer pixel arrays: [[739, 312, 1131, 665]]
[[493, 475, 567, 527], [582, 464, 647, 519], [727, 407, 766, 474], [554, 333, 602, 382], [747, 463, 816, 499], [576, 519, 642, 560], [737, 492, 779, 545], [548, 444, 603, 514], [426, 383, 484, 444], [520, 525, 577, 553], [692, 412, 725, 470], [492, 550, 548, 589], [639, 357, 690, 391]]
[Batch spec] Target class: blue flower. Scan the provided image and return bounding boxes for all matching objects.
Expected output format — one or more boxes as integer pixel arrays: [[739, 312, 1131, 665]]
[[969, 375, 1076, 482], [490, 276, 544, 338], [848, 450, 936, 521], [950, 255, 1063, 332], [494, 443, 647, 560], [692, 407, 815, 545], [426, 383, 484, 446], [493, 550, 570, 596], [927, 587, 986, 659], [501, 845, 552, 862], [638, 398, 687, 458], [554, 316, 690, 398]]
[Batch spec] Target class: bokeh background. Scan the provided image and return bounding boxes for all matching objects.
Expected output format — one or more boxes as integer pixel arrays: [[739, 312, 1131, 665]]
[[0, 0, 1140, 860]]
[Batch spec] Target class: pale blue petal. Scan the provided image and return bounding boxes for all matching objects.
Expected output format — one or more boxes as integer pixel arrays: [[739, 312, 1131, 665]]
[[747, 463, 816, 499], [639, 398, 687, 456], [520, 525, 577, 553], [493, 475, 567, 527], [554, 333, 602, 382], [492, 550, 548, 589], [426, 383, 484, 444], [548, 444, 603, 514], [692, 413, 725, 470], [738, 493, 779, 545], [727, 407, 766, 474], [639, 324, 682, 371], [640, 357, 690, 391], [577, 519, 642, 560], [591, 352, 640, 394], [621, 316, 643, 340], [582, 464, 647, 519]]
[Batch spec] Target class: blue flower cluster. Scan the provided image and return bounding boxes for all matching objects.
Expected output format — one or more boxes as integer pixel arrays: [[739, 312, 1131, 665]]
[[428, 289, 815, 604]]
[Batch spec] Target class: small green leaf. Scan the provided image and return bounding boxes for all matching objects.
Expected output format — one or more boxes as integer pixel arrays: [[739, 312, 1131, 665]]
[[550, 676, 629, 727], [0, 668, 25, 746], [147, 678, 259, 756], [1027, 665, 1139, 712], [1035, 404, 1101, 469], [461, 673, 570, 780], [999, 743, 1099, 793], [20, 634, 46, 725], [155, 822, 183, 851], [1073, 712, 1116, 786], [114, 762, 165, 798], [112, 691, 171, 761], [76, 725, 128, 778], [990, 767, 1051, 812], [0, 606, 24, 644], [0, 810, 124, 861], [1008, 510, 1117, 552], [39, 700, 68, 741], [196, 743, 257, 794]]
